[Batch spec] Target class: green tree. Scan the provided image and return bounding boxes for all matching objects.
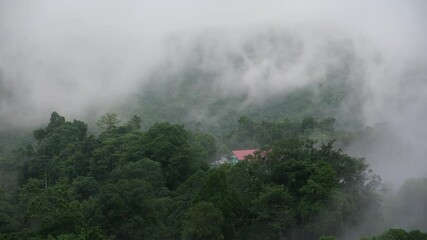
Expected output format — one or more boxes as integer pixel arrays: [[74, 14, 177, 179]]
[[195, 167, 242, 239], [252, 139, 380, 239], [88, 179, 161, 239], [189, 132, 217, 165], [361, 228, 427, 240], [110, 158, 164, 188], [125, 115, 142, 130], [23, 112, 89, 186], [182, 202, 224, 240], [252, 185, 296, 239], [96, 113, 120, 131], [140, 122, 195, 189], [319, 236, 336, 240], [0, 188, 20, 235], [19, 179, 84, 237]]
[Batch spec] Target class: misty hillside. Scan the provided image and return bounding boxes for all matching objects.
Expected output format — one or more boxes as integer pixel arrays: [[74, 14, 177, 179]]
[[126, 30, 365, 135]]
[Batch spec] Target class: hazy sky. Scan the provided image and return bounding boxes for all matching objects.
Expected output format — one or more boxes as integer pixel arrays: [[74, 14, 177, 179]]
[[1, 1, 426, 123]]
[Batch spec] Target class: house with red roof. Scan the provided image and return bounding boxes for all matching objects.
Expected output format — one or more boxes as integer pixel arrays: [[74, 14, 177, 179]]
[[230, 149, 258, 163], [210, 149, 262, 167]]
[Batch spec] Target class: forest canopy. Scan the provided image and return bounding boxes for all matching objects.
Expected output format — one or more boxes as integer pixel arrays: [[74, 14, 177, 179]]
[[0, 112, 385, 240]]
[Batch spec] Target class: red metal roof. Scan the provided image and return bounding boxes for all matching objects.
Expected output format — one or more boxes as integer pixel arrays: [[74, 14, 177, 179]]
[[232, 149, 258, 161]]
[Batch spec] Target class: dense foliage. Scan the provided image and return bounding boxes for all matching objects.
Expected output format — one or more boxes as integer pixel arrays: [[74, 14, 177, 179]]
[[361, 228, 427, 240], [0, 112, 383, 239]]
